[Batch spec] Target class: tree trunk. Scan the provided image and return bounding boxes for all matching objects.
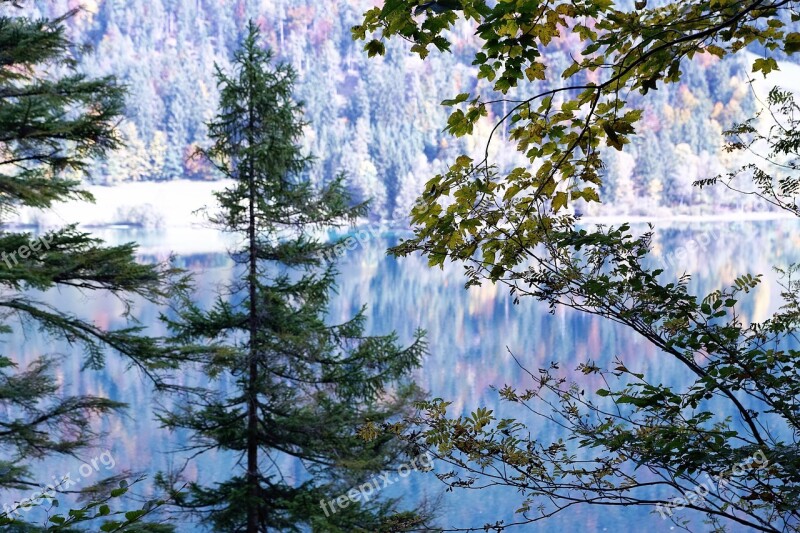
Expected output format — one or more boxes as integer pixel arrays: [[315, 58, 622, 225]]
[[246, 45, 260, 533]]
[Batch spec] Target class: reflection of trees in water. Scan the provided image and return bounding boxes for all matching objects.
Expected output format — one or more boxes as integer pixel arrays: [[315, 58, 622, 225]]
[[146, 222, 797, 419], [14, 222, 796, 528], [651, 220, 799, 280]]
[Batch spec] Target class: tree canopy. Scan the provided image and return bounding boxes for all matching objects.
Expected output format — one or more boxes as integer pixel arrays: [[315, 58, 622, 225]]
[[355, 1, 800, 531], [156, 22, 429, 533], [355, 0, 800, 273], [0, 3, 179, 531]]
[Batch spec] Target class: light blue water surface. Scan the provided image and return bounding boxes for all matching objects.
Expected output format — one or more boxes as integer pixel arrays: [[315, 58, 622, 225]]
[[5, 218, 799, 532]]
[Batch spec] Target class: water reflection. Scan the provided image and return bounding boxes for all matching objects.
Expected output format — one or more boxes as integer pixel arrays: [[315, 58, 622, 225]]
[[5, 218, 799, 531]]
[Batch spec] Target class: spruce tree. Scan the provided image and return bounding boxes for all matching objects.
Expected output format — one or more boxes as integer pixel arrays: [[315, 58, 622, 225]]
[[158, 22, 427, 532], [0, 2, 177, 529]]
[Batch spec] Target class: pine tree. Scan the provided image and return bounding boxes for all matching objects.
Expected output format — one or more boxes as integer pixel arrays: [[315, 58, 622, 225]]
[[0, 3, 176, 528], [158, 22, 427, 532]]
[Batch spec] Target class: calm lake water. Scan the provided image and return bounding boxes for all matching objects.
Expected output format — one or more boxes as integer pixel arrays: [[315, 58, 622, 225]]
[[5, 218, 800, 531]]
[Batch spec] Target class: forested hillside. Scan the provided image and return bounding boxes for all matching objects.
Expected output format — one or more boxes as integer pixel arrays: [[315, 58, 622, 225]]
[[24, 0, 794, 219], [5, 1, 800, 531]]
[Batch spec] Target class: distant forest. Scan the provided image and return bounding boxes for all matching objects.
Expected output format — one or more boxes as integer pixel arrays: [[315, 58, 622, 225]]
[[26, 0, 800, 218]]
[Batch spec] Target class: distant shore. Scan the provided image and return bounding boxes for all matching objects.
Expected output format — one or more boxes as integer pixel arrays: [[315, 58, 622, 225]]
[[580, 211, 796, 225], [6, 179, 796, 237]]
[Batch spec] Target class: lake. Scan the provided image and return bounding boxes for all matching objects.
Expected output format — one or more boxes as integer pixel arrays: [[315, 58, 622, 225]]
[[5, 217, 799, 531]]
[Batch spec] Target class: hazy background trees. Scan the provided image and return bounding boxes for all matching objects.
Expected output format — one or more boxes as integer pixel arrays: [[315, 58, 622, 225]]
[[18, 0, 782, 219]]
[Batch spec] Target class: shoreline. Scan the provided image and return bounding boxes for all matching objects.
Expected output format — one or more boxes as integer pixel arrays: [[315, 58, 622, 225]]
[[2, 180, 796, 246], [578, 211, 797, 225]]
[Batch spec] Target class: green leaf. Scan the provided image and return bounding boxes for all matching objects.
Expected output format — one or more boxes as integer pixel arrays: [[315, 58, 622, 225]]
[[494, 77, 512, 93], [364, 39, 386, 57], [785, 33, 800, 54], [562, 61, 581, 79], [410, 43, 430, 59], [752, 57, 779, 77], [552, 191, 568, 212], [602, 122, 624, 150], [441, 93, 471, 106], [124, 510, 146, 521]]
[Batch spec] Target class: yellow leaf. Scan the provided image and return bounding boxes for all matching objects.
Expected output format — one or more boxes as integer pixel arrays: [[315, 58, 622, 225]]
[[580, 187, 600, 203], [525, 62, 546, 81], [552, 191, 568, 212], [455, 155, 473, 168]]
